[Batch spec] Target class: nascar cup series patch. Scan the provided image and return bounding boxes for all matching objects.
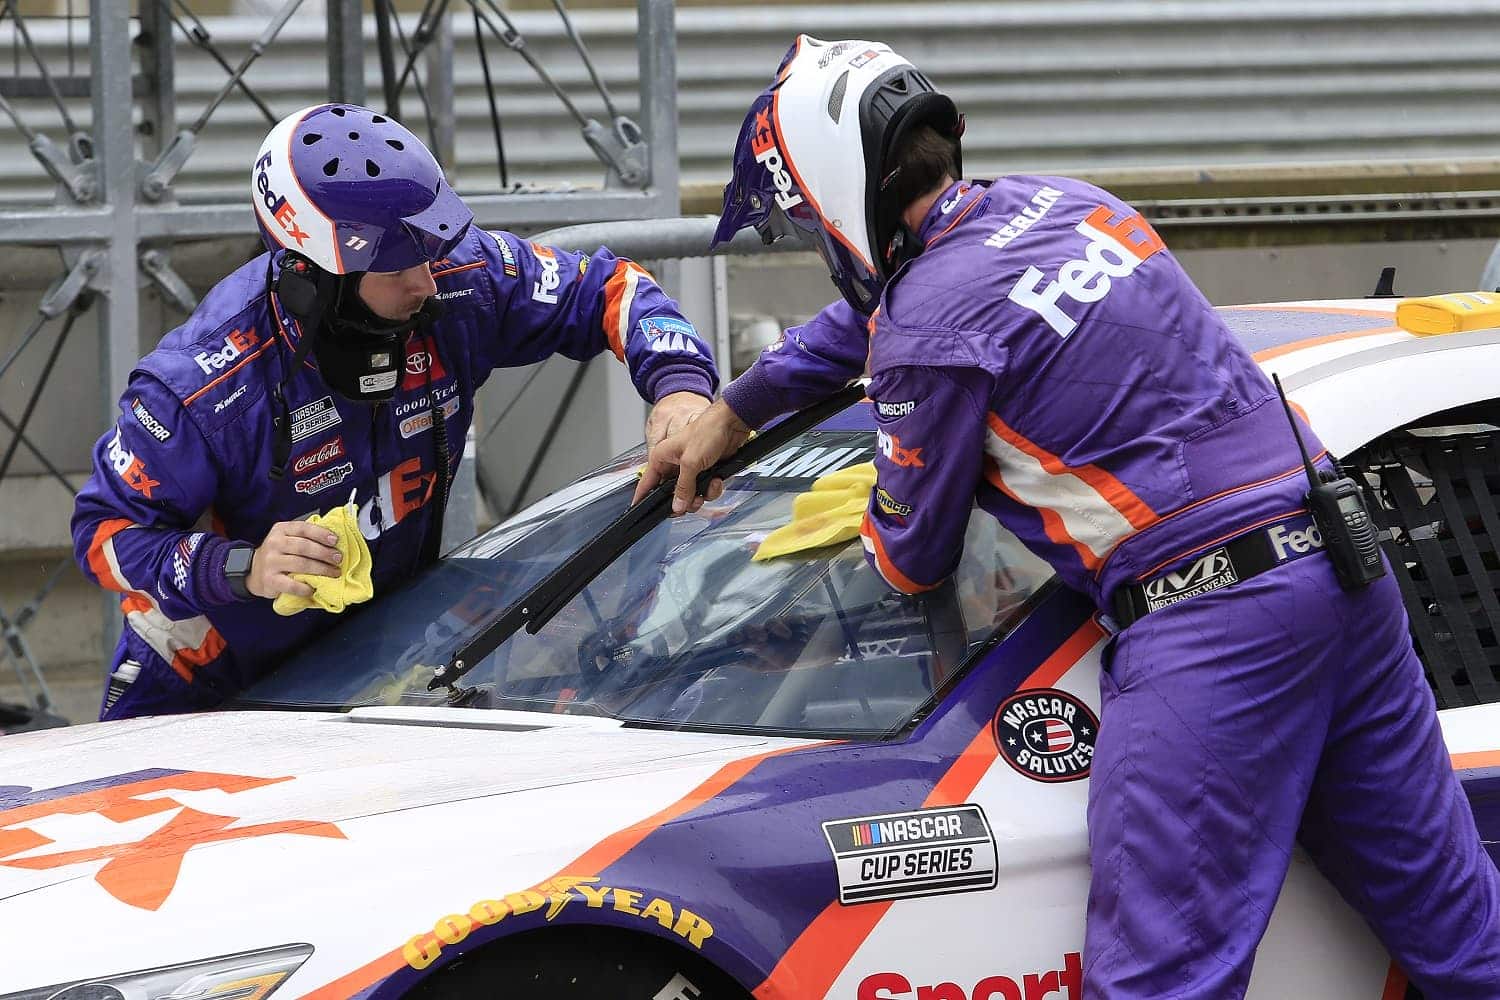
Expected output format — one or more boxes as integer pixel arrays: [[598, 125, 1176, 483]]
[[821, 804, 998, 905], [993, 688, 1098, 783]]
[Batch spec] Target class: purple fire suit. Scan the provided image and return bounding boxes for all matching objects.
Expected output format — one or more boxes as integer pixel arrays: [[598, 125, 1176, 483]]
[[724, 176, 1500, 997], [73, 229, 716, 721]]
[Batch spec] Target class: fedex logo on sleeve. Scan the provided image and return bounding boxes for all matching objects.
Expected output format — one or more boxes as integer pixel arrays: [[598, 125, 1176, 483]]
[[1007, 205, 1166, 337]]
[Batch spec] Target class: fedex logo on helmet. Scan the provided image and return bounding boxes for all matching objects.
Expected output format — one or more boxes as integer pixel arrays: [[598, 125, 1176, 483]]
[[194, 328, 259, 375], [749, 109, 804, 212], [253, 151, 310, 248], [1008, 205, 1166, 338]]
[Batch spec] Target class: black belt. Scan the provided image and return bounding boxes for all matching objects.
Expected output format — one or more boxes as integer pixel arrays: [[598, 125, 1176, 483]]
[[1111, 513, 1325, 629]]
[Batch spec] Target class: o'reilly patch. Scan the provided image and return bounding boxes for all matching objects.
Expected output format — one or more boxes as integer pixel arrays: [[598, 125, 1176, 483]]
[[821, 804, 997, 905], [993, 688, 1097, 783]]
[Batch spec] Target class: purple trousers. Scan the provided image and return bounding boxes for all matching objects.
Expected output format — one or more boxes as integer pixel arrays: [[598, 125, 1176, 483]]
[[1084, 554, 1500, 998]]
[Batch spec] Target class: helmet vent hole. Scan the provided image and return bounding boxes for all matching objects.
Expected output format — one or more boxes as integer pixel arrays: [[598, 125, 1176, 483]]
[[348, 131, 360, 140], [438, 223, 449, 231], [365, 159, 381, 177], [827, 71, 849, 123], [386, 138, 405, 151], [330, 107, 347, 117], [371, 114, 387, 124], [302, 132, 322, 145], [323, 157, 340, 176]]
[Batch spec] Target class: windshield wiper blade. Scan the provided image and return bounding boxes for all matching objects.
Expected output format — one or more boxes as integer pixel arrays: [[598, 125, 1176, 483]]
[[430, 382, 867, 692]]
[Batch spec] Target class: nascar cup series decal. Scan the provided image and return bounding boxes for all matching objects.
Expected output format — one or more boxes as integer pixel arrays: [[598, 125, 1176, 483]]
[[992, 688, 1097, 783], [821, 804, 998, 905]]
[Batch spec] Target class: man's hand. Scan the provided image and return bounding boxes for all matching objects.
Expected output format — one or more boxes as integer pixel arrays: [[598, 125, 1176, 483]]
[[633, 398, 752, 515], [247, 519, 343, 599], [645, 391, 713, 450]]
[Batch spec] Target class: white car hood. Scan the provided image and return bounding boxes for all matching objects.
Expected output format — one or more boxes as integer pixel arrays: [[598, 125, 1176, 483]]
[[0, 708, 805, 905]]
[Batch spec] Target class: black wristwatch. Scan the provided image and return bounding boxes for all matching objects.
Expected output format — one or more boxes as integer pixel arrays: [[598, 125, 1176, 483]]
[[224, 545, 256, 600]]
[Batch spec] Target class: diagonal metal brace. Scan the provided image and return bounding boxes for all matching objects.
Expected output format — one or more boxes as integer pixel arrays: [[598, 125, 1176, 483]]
[[140, 249, 200, 314], [140, 131, 195, 203], [38, 250, 103, 319], [584, 116, 649, 188]]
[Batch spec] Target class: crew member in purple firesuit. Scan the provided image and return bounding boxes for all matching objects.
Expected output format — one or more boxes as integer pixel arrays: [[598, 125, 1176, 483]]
[[635, 36, 1500, 998], [73, 105, 719, 721]]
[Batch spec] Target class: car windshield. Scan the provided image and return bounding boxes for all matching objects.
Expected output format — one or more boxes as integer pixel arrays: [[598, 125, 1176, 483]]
[[236, 426, 1055, 738]]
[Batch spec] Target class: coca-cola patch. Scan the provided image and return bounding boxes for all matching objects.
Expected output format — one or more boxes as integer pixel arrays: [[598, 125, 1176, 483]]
[[291, 436, 346, 476]]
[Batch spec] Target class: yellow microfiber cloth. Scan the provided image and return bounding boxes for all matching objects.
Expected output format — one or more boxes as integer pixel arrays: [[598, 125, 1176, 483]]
[[272, 502, 375, 616], [753, 462, 876, 561]]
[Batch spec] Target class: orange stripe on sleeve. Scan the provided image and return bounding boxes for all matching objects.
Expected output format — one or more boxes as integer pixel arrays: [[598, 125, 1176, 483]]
[[986, 413, 1156, 530], [982, 458, 1103, 572], [183, 338, 273, 407], [753, 619, 1104, 1000], [86, 518, 136, 591], [859, 513, 939, 594], [601, 259, 634, 361]]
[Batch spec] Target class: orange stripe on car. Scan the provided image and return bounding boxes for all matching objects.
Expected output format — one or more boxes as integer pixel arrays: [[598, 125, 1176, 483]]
[[753, 619, 1104, 1000], [1452, 750, 1500, 770], [298, 741, 822, 999], [1252, 326, 1403, 363]]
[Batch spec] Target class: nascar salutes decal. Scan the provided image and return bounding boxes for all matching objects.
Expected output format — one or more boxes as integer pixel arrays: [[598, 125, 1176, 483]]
[[993, 688, 1098, 783], [821, 804, 998, 904], [289, 395, 341, 443]]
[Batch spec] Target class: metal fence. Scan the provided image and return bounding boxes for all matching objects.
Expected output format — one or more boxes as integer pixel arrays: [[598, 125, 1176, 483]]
[[4, 0, 1499, 212]]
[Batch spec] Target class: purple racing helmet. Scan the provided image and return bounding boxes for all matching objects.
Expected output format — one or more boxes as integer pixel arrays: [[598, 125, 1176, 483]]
[[251, 104, 473, 275], [711, 37, 962, 315]]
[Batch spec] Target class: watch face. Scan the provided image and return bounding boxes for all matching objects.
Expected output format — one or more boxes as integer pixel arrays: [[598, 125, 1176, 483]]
[[226, 547, 254, 576]]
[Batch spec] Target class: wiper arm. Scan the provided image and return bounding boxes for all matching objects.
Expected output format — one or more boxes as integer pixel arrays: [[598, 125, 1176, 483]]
[[430, 382, 867, 693]]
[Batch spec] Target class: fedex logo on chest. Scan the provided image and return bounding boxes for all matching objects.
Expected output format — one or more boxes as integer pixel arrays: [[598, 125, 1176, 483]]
[[1007, 205, 1166, 337]]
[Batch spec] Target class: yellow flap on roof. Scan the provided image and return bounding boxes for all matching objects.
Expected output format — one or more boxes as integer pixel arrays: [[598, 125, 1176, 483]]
[[1395, 291, 1500, 336]]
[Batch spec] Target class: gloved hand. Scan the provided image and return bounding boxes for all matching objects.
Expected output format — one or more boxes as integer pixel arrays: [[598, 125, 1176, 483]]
[[753, 462, 876, 561], [272, 502, 374, 616]]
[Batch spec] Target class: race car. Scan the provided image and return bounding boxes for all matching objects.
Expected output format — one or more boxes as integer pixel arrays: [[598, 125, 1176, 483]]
[[1, 292, 1498, 999]]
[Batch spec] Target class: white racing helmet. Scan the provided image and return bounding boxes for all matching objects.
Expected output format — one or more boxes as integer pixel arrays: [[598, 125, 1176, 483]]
[[711, 36, 963, 314]]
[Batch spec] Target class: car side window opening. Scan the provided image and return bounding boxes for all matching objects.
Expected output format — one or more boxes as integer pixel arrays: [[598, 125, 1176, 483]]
[[239, 427, 1055, 738]]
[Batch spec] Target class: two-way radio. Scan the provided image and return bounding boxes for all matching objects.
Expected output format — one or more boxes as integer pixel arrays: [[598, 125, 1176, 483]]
[[1272, 374, 1385, 591]]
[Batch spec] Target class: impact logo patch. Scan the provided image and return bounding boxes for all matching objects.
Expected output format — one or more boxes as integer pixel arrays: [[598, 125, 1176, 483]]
[[993, 688, 1097, 783], [822, 804, 997, 905]]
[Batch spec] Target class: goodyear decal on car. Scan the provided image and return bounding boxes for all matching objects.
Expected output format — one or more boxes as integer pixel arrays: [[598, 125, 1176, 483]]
[[402, 875, 714, 970], [821, 804, 998, 905]]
